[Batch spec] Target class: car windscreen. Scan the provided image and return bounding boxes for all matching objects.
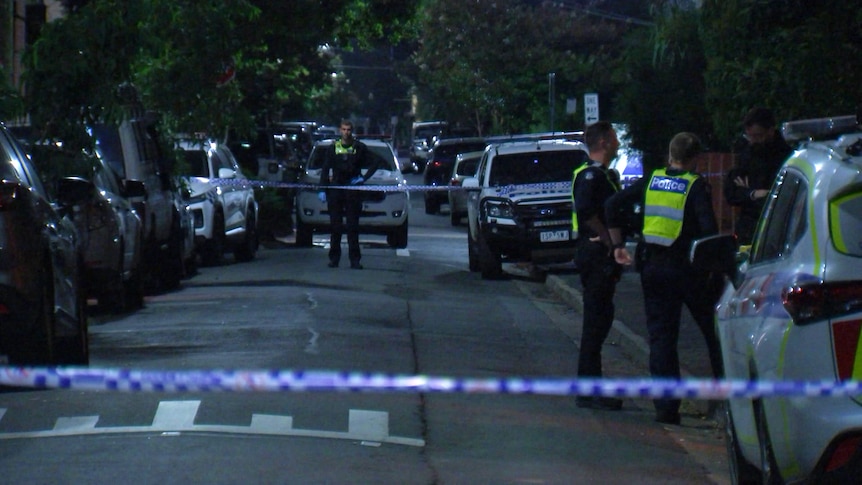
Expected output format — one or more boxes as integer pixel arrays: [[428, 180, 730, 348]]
[[456, 158, 480, 176], [91, 124, 126, 178], [179, 150, 210, 177], [489, 149, 588, 186], [307, 144, 395, 171], [435, 142, 487, 159]]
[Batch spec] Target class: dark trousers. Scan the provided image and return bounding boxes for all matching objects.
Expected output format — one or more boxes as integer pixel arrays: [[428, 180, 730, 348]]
[[576, 241, 622, 378], [640, 257, 724, 416], [327, 189, 361, 264]]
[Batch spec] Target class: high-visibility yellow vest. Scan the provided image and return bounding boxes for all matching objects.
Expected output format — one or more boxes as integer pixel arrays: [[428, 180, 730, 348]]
[[642, 168, 699, 246], [571, 162, 618, 238], [335, 140, 356, 155]]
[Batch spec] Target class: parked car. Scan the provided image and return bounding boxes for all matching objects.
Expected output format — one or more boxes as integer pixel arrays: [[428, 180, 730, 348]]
[[29, 142, 146, 314], [0, 122, 91, 365], [463, 139, 590, 279], [410, 120, 449, 172], [697, 114, 862, 483], [91, 114, 188, 291], [423, 137, 487, 215], [447, 150, 483, 226], [295, 138, 409, 248], [176, 140, 259, 266]]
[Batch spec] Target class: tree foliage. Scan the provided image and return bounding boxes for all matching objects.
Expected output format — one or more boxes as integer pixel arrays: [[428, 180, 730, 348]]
[[700, 0, 862, 145], [20, 0, 418, 145], [413, 0, 636, 135]]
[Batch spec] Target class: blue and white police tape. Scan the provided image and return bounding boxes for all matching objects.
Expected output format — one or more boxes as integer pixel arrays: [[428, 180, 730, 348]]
[[2, 367, 862, 399], [210, 178, 573, 194]]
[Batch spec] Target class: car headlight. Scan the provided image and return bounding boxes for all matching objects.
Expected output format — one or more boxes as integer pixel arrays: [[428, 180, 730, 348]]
[[483, 199, 514, 219]]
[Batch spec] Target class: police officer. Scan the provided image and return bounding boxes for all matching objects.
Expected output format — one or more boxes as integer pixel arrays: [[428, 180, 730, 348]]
[[572, 120, 623, 411], [605, 132, 723, 425], [318, 119, 379, 269]]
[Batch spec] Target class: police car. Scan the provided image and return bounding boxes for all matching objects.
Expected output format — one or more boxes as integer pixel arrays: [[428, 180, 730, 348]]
[[462, 138, 590, 279], [699, 114, 862, 483]]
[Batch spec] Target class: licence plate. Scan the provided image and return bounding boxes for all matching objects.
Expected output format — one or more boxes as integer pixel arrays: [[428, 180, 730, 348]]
[[540, 230, 570, 242]]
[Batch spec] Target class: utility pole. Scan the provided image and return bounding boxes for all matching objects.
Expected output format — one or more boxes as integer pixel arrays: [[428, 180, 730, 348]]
[[548, 72, 556, 132]]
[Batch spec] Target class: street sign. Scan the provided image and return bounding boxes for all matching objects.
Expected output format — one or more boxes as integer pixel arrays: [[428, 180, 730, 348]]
[[584, 93, 599, 125]]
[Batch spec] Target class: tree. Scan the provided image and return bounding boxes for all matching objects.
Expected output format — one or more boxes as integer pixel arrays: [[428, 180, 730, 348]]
[[19, 0, 418, 144], [700, 0, 862, 145], [613, 3, 711, 172], [413, 0, 635, 135]]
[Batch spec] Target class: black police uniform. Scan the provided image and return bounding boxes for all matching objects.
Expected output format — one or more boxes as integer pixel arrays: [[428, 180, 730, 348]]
[[606, 168, 724, 424], [572, 161, 622, 388], [320, 138, 378, 268]]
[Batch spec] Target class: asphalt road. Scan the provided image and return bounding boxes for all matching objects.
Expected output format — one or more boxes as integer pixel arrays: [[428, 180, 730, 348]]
[[0, 173, 729, 484]]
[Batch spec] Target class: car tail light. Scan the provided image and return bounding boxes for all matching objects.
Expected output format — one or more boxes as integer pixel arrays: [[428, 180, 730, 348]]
[[431, 161, 442, 168], [450, 178, 461, 186], [782, 281, 862, 325], [0, 182, 23, 210], [832, 319, 862, 380]]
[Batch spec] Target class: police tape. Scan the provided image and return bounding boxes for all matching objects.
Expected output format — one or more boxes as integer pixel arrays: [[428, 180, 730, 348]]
[[209, 178, 573, 193], [2, 366, 862, 399]]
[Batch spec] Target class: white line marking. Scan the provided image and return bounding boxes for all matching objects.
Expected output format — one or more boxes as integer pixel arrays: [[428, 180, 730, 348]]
[[0, 402, 424, 447]]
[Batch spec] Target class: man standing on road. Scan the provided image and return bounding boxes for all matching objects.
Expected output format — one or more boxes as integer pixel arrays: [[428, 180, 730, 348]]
[[571, 120, 623, 411], [606, 132, 724, 425], [724, 107, 792, 246], [318, 119, 379, 269]]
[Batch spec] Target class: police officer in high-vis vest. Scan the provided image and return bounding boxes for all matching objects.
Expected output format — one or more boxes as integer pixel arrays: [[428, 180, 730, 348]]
[[319, 119, 379, 269], [605, 132, 723, 425], [571, 121, 624, 411]]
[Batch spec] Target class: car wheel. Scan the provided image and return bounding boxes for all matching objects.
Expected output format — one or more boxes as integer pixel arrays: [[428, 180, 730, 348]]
[[160, 214, 185, 289], [56, 272, 89, 366], [295, 218, 314, 247], [201, 212, 226, 266], [424, 193, 440, 215], [125, 266, 145, 311], [387, 219, 409, 249], [234, 209, 258, 262], [102, 245, 128, 314], [477, 229, 503, 279], [724, 402, 760, 484], [467, 232, 479, 272], [17, 254, 58, 364], [755, 399, 783, 484], [450, 210, 461, 226]]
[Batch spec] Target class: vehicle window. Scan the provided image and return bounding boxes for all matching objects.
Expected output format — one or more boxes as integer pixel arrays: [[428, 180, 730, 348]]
[[0, 130, 26, 183], [476, 152, 490, 185], [750, 171, 806, 263], [306, 145, 329, 170], [457, 158, 480, 176], [366, 145, 396, 171], [92, 124, 126, 178], [179, 150, 209, 177], [488, 149, 588, 186], [93, 160, 122, 195], [435, 142, 487, 158], [829, 189, 862, 257]]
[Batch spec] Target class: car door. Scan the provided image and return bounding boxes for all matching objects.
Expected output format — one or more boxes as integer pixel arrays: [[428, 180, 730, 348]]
[[213, 146, 245, 233]]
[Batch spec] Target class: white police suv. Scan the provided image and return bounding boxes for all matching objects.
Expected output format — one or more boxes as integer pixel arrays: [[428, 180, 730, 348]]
[[697, 114, 862, 483], [462, 138, 590, 279]]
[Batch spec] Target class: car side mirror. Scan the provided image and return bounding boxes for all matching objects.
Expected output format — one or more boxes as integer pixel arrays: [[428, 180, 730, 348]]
[[462, 177, 479, 189], [690, 234, 740, 288], [218, 167, 237, 179]]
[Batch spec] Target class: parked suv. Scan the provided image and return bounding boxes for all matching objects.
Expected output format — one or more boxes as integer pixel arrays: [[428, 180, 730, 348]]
[[423, 137, 487, 214], [176, 140, 259, 266], [91, 114, 188, 290], [463, 139, 590, 279], [694, 114, 862, 484], [295, 138, 409, 248]]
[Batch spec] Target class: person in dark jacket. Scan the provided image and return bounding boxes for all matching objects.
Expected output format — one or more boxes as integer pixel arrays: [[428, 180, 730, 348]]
[[724, 107, 793, 246], [606, 132, 724, 425], [571, 120, 624, 411], [318, 119, 379, 269]]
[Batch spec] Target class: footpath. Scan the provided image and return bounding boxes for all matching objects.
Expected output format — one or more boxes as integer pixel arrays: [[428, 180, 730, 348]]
[[545, 268, 718, 418]]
